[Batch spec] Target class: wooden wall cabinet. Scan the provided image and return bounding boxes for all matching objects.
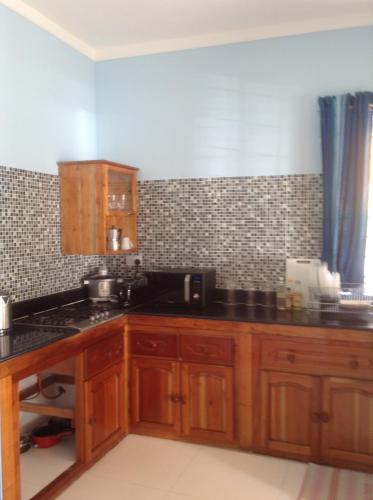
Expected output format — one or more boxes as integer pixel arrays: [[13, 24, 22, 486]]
[[58, 160, 138, 255], [130, 329, 235, 445]]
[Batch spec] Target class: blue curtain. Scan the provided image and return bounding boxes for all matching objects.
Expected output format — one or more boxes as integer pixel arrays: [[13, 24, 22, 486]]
[[319, 92, 373, 283]]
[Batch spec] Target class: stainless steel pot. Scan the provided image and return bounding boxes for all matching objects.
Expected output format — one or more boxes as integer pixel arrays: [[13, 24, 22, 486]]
[[0, 293, 12, 335], [83, 267, 123, 302]]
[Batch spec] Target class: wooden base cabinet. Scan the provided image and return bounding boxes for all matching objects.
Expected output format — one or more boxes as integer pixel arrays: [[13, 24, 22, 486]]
[[131, 358, 235, 444], [181, 363, 234, 442], [258, 371, 320, 460], [257, 370, 373, 469], [131, 358, 181, 435], [85, 362, 125, 461], [321, 377, 373, 467]]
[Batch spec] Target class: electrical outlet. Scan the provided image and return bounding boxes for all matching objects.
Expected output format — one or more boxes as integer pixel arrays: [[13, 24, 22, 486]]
[[126, 253, 143, 266]]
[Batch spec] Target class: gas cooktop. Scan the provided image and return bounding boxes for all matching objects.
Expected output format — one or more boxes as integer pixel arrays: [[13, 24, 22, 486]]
[[15, 301, 124, 331]]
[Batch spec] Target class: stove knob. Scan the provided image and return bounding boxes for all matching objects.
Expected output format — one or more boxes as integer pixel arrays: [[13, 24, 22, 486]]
[[104, 311, 110, 318], [89, 315, 96, 323], [99, 312, 105, 319], [95, 313, 101, 320]]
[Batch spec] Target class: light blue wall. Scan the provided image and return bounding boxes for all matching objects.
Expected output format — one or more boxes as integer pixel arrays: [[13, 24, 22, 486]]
[[96, 27, 373, 180], [0, 5, 97, 175]]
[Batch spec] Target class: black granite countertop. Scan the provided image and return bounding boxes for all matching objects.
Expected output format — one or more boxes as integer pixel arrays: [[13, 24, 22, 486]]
[[4, 287, 373, 365], [0, 325, 79, 362], [130, 301, 373, 331]]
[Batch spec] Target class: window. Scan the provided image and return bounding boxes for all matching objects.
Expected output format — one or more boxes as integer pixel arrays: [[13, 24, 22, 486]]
[[364, 121, 373, 292]]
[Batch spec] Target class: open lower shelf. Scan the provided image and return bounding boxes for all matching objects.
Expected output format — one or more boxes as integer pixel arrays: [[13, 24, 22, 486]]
[[21, 435, 76, 499]]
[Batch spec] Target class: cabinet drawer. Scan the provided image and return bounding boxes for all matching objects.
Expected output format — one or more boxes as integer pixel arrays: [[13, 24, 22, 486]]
[[131, 331, 178, 358], [261, 338, 373, 379], [180, 335, 234, 365], [85, 332, 123, 379]]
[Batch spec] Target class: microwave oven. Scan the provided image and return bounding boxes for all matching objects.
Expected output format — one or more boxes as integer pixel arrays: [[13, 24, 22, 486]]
[[145, 268, 216, 306]]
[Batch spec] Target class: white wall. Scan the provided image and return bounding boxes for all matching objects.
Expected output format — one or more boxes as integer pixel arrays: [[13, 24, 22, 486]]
[[96, 26, 373, 180], [0, 4, 97, 175]]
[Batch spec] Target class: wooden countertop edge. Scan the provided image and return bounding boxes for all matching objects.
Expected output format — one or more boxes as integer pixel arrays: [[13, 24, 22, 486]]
[[0, 316, 127, 381]]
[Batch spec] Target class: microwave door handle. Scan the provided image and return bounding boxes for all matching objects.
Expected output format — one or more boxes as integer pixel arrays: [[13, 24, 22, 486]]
[[184, 274, 191, 303]]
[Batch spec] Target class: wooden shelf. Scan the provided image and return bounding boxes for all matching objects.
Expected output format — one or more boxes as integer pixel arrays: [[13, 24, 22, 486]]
[[20, 402, 74, 420], [105, 249, 135, 255]]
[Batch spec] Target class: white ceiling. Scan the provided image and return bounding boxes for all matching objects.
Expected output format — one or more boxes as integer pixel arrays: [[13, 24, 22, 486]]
[[2, 0, 373, 60]]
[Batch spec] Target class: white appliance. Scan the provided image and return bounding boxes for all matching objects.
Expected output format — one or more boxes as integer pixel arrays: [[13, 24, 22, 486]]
[[286, 258, 321, 307]]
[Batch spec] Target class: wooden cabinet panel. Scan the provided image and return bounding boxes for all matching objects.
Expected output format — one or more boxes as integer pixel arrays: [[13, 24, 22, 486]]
[[258, 371, 320, 460], [131, 331, 178, 358], [85, 362, 125, 460], [321, 377, 373, 466], [131, 358, 181, 435], [261, 338, 373, 380], [180, 335, 233, 366], [85, 332, 123, 379], [181, 363, 234, 443]]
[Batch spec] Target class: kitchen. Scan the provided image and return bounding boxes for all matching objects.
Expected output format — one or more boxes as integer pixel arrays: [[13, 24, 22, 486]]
[[1, 1, 373, 499]]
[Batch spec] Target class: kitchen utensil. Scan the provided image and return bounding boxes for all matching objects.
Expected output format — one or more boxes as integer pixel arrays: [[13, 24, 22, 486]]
[[0, 293, 12, 335], [32, 420, 73, 448], [121, 236, 133, 250], [257, 284, 276, 307], [107, 226, 121, 251], [20, 434, 32, 454], [83, 266, 123, 302]]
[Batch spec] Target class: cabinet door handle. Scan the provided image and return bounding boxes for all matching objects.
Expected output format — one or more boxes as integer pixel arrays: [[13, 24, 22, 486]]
[[286, 353, 296, 363], [350, 360, 359, 370], [170, 395, 181, 404], [311, 412, 321, 423], [319, 412, 330, 423]]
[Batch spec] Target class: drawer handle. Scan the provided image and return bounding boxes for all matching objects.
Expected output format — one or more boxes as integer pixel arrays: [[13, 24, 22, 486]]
[[286, 353, 296, 364], [350, 360, 359, 370], [188, 344, 217, 357], [137, 339, 162, 350], [170, 395, 181, 404]]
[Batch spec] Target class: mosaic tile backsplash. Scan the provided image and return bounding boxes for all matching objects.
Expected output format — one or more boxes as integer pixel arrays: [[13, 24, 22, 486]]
[[0, 165, 322, 301], [110, 174, 322, 288], [0, 166, 105, 302]]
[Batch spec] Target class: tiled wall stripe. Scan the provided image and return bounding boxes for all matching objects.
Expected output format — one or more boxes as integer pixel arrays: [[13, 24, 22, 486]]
[[109, 174, 322, 288], [0, 166, 322, 301], [0, 166, 104, 302]]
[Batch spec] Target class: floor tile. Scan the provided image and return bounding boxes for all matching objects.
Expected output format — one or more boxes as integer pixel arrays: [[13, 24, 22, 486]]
[[89, 434, 200, 490], [57, 470, 166, 500], [163, 493, 205, 500], [171, 446, 289, 500], [21, 480, 45, 500], [277, 460, 307, 500], [21, 436, 75, 490]]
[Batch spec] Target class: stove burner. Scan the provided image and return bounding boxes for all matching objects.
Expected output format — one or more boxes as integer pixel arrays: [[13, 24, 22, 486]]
[[15, 302, 123, 331]]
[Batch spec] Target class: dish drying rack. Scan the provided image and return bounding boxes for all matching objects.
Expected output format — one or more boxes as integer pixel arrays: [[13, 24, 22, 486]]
[[308, 285, 373, 313]]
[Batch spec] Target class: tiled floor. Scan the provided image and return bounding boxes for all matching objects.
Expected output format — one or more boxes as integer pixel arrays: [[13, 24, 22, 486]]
[[22, 435, 306, 500], [21, 435, 307, 500]]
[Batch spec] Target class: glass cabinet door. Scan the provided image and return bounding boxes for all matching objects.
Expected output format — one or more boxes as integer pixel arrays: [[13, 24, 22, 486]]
[[107, 169, 133, 212]]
